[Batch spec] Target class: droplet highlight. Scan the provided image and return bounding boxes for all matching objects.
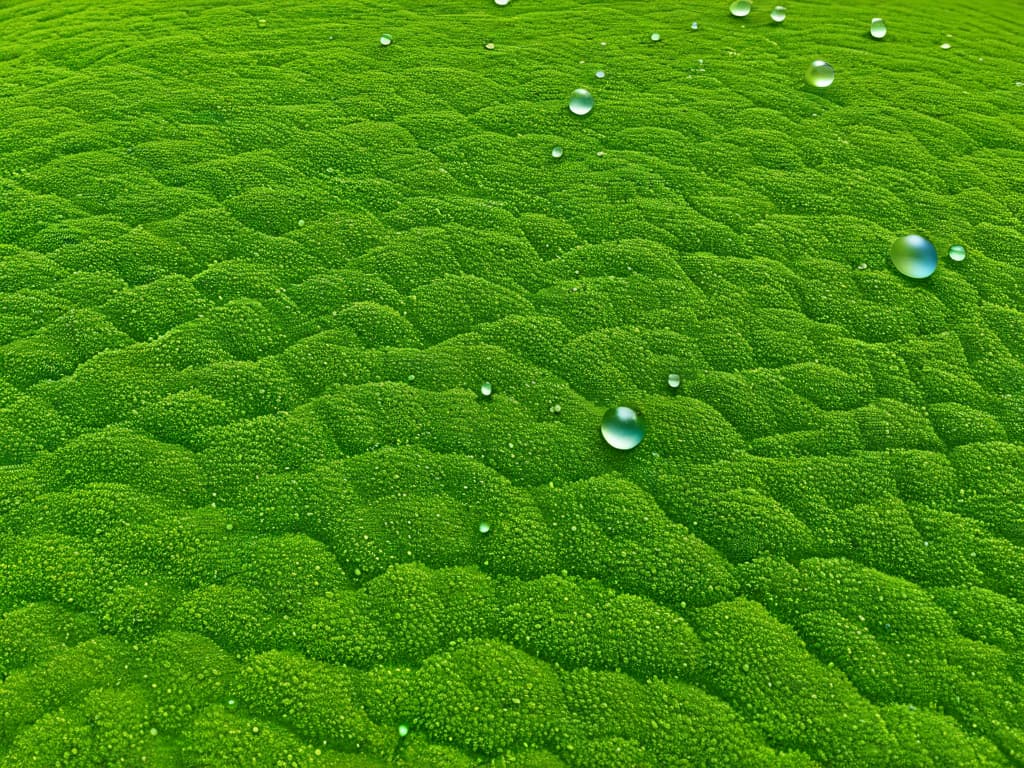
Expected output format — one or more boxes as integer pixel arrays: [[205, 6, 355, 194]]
[[948, 244, 966, 262], [551, 145, 564, 159], [478, 521, 491, 534], [650, 32, 661, 42], [667, 373, 681, 390], [771, 6, 787, 22], [379, 34, 393, 46], [398, 724, 410, 738], [595, 70, 605, 79], [601, 406, 647, 450], [569, 88, 594, 115], [480, 381, 493, 397], [891, 235, 938, 279], [729, 0, 752, 18], [870, 18, 887, 39], [495, 0, 510, 5], [805, 60, 835, 88]]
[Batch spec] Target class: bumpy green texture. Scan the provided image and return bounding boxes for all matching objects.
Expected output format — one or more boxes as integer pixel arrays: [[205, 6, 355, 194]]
[[1, 0, 1023, 764]]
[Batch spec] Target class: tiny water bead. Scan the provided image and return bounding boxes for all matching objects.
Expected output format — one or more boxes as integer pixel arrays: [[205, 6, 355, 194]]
[[480, 381, 493, 397], [729, 0, 752, 18], [650, 32, 661, 42], [379, 33, 393, 46], [667, 373, 681, 390], [870, 18, 887, 39], [398, 724, 410, 738], [891, 234, 938, 278], [601, 406, 647, 450], [484, 41, 495, 50], [691, 21, 700, 31], [805, 60, 835, 88], [478, 521, 492, 534], [551, 145, 564, 158], [569, 88, 594, 115], [940, 42, 952, 49], [494, 0, 510, 5], [595, 70, 605, 79], [948, 244, 967, 262], [771, 6, 787, 22]]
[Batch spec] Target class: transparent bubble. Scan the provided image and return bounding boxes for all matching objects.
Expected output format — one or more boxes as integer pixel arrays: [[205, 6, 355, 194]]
[[667, 373, 681, 389], [805, 60, 835, 88], [551, 145, 564, 158], [891, 234, 938, 278], [730, 0, 752, 18], [569, 88, 594, 115], [870, 18, 887, 39], [379, 34, 393, 46], [601, 406, 647, 450], [480, 381, 493, 397], [948, 244, 966, 262]]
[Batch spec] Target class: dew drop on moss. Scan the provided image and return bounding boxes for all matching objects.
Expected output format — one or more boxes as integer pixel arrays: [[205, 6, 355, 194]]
[[569, 88, 594, 115], [650, 32, 661, 42], [480, 381, 493, 397], [870, 18, 887, 39], [948, 244, 966, 262], [667, 373, 681, 390], [379, 34, 393, 46], [601, 406, 646, 450], [891, 234, 938, 278], [478, 521, 492, 534], [595, 70, 605, 79], [550, 403, 562, 415], [495, 0, 510, 5], [806, 60, 835, 87], [771, 6, 787, 22], [398, 724, 410, 738], [551, 145, 564, 158], [730, 0, 752, 18], [691, 21, 700, 31]]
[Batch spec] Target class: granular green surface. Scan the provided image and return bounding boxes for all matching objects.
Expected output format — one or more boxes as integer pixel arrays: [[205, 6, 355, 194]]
[[1, 0, 1023, 765]]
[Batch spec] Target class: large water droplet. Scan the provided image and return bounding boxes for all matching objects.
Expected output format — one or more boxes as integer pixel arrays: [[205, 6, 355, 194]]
[[771, 6, 787, 22], [667, 373, 681, 390], [870, 18, 887, 39], [948, 244, 966, 262], [379, 34, 393, 46], [569, 88, 594, 115], [480, 381, 493, 397], [551, 145, 564, 158], [891, 235, 938, 278], [805, 60, 835, 88], [730, 0, 752, 18], [601, 406, 647, 450], [940, 42, 951, 49]]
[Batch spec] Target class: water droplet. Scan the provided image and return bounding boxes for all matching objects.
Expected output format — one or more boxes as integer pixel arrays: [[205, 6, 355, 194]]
[[667, 373, 681, 390], [940, 42, 951, 49], [771, 6, 787, 22], [595, 70, 605, 79], [805, 60, 835, 88], [691, 21, 700, 31], [226, 698, 238, 710], [550, 403, 562, 414], [480, 381, 493, 397], [650, 32, 661, 42], [948, 244, 966, 262], [398, 724, 410, 738], [601, 406, 647, 450], [569, 88, 594, 116], [478, 521, 491, 534], [379, 34, 393, 46], [484, 41, 495, 50], [257, 17, 268, 28], [729, 0, 752, 18], [495, 0, 510, 5], [891, 234, 938, 278], [551, 145, 564, 158], [870, 18, 887, 39]]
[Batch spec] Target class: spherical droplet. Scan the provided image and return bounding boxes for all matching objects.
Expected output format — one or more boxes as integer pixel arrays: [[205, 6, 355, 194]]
[[480, 381, 493, 397], [667, 373, 681, 390], [601, 406, 647, 450], [729, 0, 752, 18], [257, 17, 268, 28], [870, 18, 887, 39], [805, 60, 835, 88], [398, 724, 410, 738], [650, 32, 661, 42], [595, 70, 605, 79], [495, 0, 510, 5], [226, 698, 238, 710], [771, 6, 787, 22], [484, 41, 495, 50], [550, 403, 562, 414], [551, 145, 564, 158], [379, 34, 393, 46], [948, 244, 967, 262], [478, 521, 491, 534], [891, 234, 938, 278], [940, 42, 951, 49], [569, 88, 594, 115], [691, 21, 700, 31]]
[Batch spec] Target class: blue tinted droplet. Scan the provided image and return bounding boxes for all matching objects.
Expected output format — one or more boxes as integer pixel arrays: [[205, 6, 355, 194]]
[[891, 235, 938, 278], [948, 244, 966, 262]]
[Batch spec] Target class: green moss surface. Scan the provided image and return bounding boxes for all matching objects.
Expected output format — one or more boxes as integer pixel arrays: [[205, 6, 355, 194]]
[[1, 0, 1023, 765]]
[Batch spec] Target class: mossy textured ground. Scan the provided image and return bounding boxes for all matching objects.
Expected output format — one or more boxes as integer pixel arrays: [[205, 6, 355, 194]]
[[1, 0, 1023, 765]]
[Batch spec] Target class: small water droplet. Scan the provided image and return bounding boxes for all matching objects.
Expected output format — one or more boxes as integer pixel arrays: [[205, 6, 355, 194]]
[[398, 724, 410, 737], [495, 0, 510, 5], [379, 34, 393, 46], [650, 32, 661, 42], [595, 70, 605, 79], [667, 373, 681, 390], [480, 381, 493, 397], [806, 60, 835, 88], [484, 41, 495, 50], [870, 18, 887, 39], [601, 406, 647, 450], [257, 17, 268, 28], [729, 0, 752, 18], [569, 88, 594, 115], [940, 42, 951, 49], [771, 6, 787, 22], [550, 403, 562, 414], [551, 145, 564, 158], [226, 698, 238, 710], [948, 244, 966, 262], [891, 234, 938, 278], [691, 21, 700, 31], [478, 521, 491, 534]]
